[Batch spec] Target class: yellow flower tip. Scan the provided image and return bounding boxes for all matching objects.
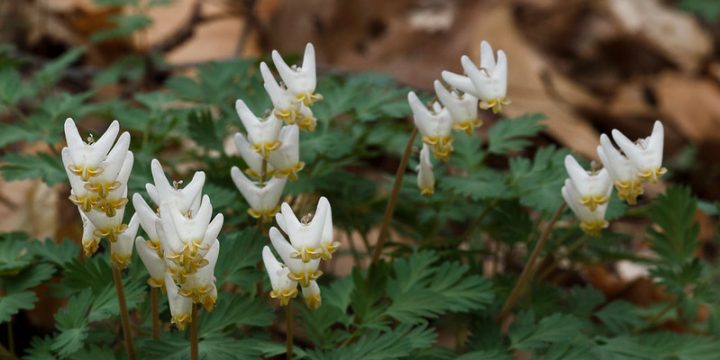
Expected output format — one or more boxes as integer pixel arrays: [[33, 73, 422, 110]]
[[83, 239, 100, 257], [96, 197, 129, 217], [201, 295, 217, 312], [69, 194, 98, 213], [580, 220, 608, 237], [68, 164, 104, 182], [274, 108, 297, 124], [422, 135, 454, 162], [297, 92, 323, 107], [480, 97, 511, 114], [291, 247, 322, 262], [147, 277, 165, 288], [251, 141, 282, 158], [615, 180, 644, 205], [638, 167, 667, 183], [297, 115, 317, 132], [420, 187, 434, 196], [579, 195, 609, 212], [304, 294, 322, 310], [271, 288, 299, 306], [83, 181, 121, 198], [172, 313, 192, 331], [247, 205, 281, 220], [94, 224, 128, 243], [453, 119, 483, 135], [288, 270, 323, 288], [111, 253, 131, 270], [277, 162, 305, 181]]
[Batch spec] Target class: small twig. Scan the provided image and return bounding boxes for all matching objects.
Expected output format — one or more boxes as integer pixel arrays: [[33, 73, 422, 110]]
[[112, 267, 136, 360], [498, 203, 566, 323], [370, 126, 418, 265], [190, 304, 199, 360], [286, 301, 294, 360], [151, 287, 160, 340]]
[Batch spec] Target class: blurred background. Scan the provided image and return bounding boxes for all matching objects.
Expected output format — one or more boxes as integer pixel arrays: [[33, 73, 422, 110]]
[[1, 0, 719, 341]]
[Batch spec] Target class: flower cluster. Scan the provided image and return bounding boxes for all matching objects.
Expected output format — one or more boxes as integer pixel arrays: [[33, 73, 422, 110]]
[[563, 121, 666, 236], [231, 43, 320, 221], [262, 197, 338, 309], [409, 40, 510, 194], [61, 118, 139, 268], [134, 160, 223, 330]]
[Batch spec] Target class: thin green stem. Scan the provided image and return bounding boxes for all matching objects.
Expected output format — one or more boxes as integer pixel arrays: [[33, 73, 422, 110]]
[[112, 267, 136, 360], [286, 301, 294, 360], [370, 127, 418, 265], [151, 287, 160, 340], [498, 203, 566, 323], [190, 304, 199, 360], [632, 301, 675, 335]]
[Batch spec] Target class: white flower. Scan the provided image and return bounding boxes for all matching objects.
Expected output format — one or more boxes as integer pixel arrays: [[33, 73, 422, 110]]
[[85, 187, 128, 243], [63, 118, 119, 181], [562, 179, 609, 237], [157, 195, 224, 278], [301, 281, 321, 310], [611, 120, 666, 183], [79, 210, 99, 256], [441, 41, 509, 113], [234, 132, 275, 180], [564, 155, 613, 211], [416, 144, 435, 196], [261, 61, 299, 124], [268, 125, 304, 181], [230, 167, 287, 219], [433, 80, 480, 135], [408, 91, 454, 161], [597, 134, 644, 205], [271, 43, 322, 106], [132, 193, 162, 252], [235, 99, 282, 158], [274, 197, 329, 262], [262, 246, 298, 306], [269, 227, 322, 287], [319, 197, 338, 261], [146, 159, 205, 215], [135, 236, 166, 288], [110, 213, 139, 269], [179, 240, 219, 311], [165, 273, 192, 330]]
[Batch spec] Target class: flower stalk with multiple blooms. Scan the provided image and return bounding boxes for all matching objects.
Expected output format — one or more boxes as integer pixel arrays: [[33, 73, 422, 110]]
[[61, 118, 138, 360]]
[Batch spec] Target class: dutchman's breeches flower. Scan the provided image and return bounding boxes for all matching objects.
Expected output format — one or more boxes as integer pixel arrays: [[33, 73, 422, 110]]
[[235, 99, 282, 158], [433, 80, 481, 135], [269, 227, 322, 287], [274, 197, 330, 262], [564, 155, 613, 212], [611, 120, 666, 183], [416, 144, 435, 196], [408, 91, 454, 161], [263, 246, 299, 306], [597, 134, 644, 205], [230, 167, 287, 219], [234, 132, 276, 180], [165, 273, 192, 330], [271, 43, 322, 106], [178, 240, 219, 311], [268, 125, 305, 180], [442, 41, 510, 113], [562, 180, 609, 237], [110, 214, 139, 269], [302, 281, 322, 310]]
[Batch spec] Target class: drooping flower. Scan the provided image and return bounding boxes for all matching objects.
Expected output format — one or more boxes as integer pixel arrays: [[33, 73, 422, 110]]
[[235, 99, 282, 158], [562, 179, 609, 237], [273, 198, 329, 262], [135, 236, 166, 288], [611, 120, 666, 183], [165, 273, 192, 330], [442, 41, 510, 113], [597, 134, 643, 205], [319, 198, 339, 261], [63, 118, 119, 181], [261, 61, 300, 125], [269, 227, 322, 287], [234, 132, 275, 180], [564, 155, 613, 212], [230, 167, 287, 219], [416, 144, 435, 196], [301, 281, 322, 310], [433, 80, 480, 135], [110, 214, 139, 269], [262, 246, 298, 306], [268, 125, 305, 180], [271, 43, 322, 106], [408, 91, 454, 161], [178, 240, 219, 311], [79, 210, 99, 256], [146, 159, 206, 215]]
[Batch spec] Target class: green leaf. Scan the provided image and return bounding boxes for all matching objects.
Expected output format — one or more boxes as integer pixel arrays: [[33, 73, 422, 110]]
[[305, 324, 435, 360], [32, 239, 79, 267], [0, 232, 32, 273], [52, 290, 92, 357], [0, 67, 28, 105], [203, 182, 238, 211], [0, 152, 66, 185], [595, 301, 644, 335], [646, 186, 699, 264], [0, 123, 43, 147], [62, 256, 113, 291], [91, 14, 152, 42], [200, 293, 274, 336], [450, 133, 484, 170], [187, 109, 222, 151], [678, 0, 720, 21], [508, 146, 568, 214], [0, 291, 37, 323], [457, 350, 514, 360], [440, 169, 510, 201], [31, 47, 85, 89], [139, 334, 264, 360], [385, 251, 494, 323], [3, 263, 55, 293], [214, 230, 264, 288], [488, 113, 545, 154], [510, 312, 585, 351], [25, 336, 58, 360]]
